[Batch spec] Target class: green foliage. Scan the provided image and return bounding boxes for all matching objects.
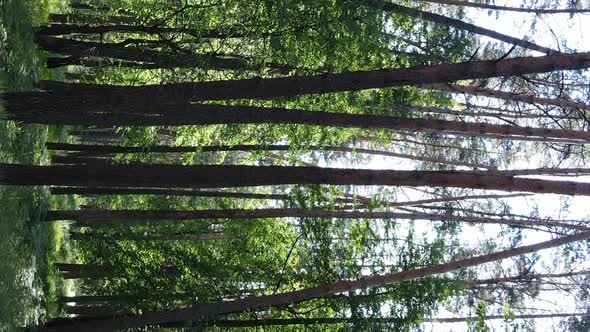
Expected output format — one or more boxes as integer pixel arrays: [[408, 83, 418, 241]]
[[0, 0, 74, 330], [3, 0, 493, 330], [469, 299, 491, 332]]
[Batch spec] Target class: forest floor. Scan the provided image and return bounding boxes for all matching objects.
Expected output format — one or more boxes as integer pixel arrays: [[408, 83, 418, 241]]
[[0, 0, 75, 330]]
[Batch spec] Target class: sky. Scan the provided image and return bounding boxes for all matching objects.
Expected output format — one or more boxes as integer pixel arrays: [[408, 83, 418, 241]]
[[308, 1, 589, 329], [422, 2, 590, 330], [361, 1, 590, 330]]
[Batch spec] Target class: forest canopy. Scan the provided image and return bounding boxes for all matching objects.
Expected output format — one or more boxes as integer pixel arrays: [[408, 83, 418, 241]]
[[1, 0, 590, 331]]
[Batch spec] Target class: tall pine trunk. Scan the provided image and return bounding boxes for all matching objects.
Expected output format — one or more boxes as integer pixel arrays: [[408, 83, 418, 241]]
[[5, 51, 590, 111], [3, 164, 590, 195], [8, 103, 590, 144]]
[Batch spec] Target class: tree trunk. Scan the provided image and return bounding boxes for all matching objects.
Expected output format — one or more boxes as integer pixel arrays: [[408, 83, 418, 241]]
[[48, 13, 138, 25], [390, 104, 573, 121], [365, 0, 557, 54], [46, 142, 492, 169], [58, 295, 127, 305], [50, 187, 290, 199], [51, 155, 110, 165], [163, 317, 402, 328], [45, 208, 587, 231], [46, 56, 164, 69], [6, 51, 590, 111], [35, 36, 292, 73], [473, 270, 590, 285], [34, 24, 244, 38], [55, 263, 109, 279], [4, 164, 590, 195], [427, 312, 587, 323], [69, 232, 232, 241], [384, 193, 531, 207], [493, 168, 590, 177], [64, 305, 124, 317], [161, 311, 589, 327], [427, 83, 590, 112], [37, 231, 590, 331], [418, 0, 590, 14], [9, 103, 590, 144]]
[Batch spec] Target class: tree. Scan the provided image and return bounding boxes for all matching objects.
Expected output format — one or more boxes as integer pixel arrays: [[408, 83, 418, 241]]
[[38, 231, 590, 331], [5, 52, 590, 115], [4, 164, 590, 195], [365, 0, 558, 54], [417, 0, 590, 14], [44, 207, 586, 231]]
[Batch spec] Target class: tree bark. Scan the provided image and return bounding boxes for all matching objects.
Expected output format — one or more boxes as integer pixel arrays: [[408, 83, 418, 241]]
[[427, 312, 587, 323], [365, 0, 558, 54], [69, 232, 231, 241], [46, 142, 492, 169], [493, 168, 590, 177], [473, 270, 590, 285], [160, 311, 589, 327], [4, 164, 590, 195], [37, 230, 590, 331], [418, 0, 590, 14], [50, 187, 290, 199], [163, 317, 402, 328], [6, 51, 590, 110], [48, 13, 138, 25], [45, 207, 587, 231], [9, 103, 590, 144], [46, 56, 164, 69], [63, 305, 124, 317], [58, 295, 127, 305], [35, 36, 291, 72], [35, 24, 246, 38], [383, 193, 531, 207], [55, 263, 109, 279], [427, 83, 590, 112]]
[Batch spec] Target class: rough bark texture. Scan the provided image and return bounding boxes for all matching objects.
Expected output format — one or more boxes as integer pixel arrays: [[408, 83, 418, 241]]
[[8, 103, 590, 144], [5, 51, 590, 112], [4, 164, 590, 195], [38, 231, 590, 331]]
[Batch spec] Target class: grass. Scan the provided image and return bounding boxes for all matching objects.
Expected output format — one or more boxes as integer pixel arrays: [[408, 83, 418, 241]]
[[0, 0, 75, 330]]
